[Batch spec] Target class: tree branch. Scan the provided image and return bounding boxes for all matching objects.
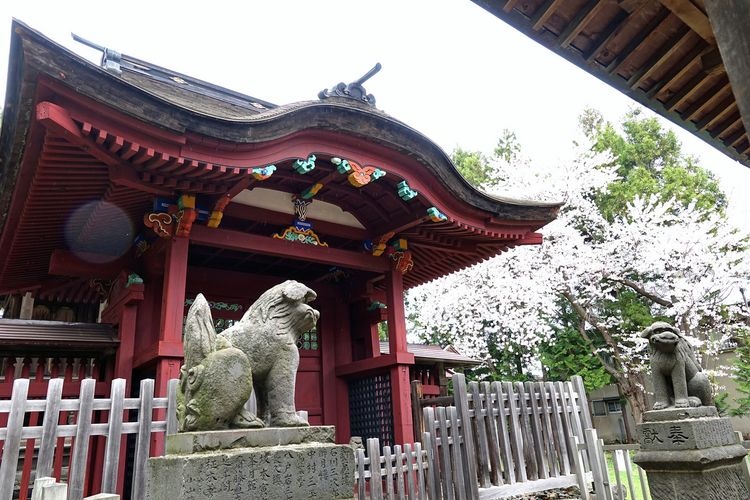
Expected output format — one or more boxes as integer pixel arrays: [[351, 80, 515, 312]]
[[576, 318, 621, 379], [609, 277, 673, 307]]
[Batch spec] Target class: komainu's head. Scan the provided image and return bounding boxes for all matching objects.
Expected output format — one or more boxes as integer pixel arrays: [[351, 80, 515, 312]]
[[640, 321, 682, 353], [256, 280, 319, 337]]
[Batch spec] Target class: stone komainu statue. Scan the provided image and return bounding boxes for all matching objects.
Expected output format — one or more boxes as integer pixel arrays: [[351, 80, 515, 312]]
[[178, 280, 319, 431], [641, 321, 712, 410]]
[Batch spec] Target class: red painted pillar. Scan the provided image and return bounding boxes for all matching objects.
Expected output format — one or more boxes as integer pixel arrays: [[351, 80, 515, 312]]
[[384, 269, 414, 444], [152, 237, 189, 455], [333, 299, 353, 443]]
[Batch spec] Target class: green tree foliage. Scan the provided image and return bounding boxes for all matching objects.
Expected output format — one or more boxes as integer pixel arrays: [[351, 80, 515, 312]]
[[583, 108, 726, 221], [451, 148, 494, 188], [727, 329, 750, 417], [539, 301, 612, 392]]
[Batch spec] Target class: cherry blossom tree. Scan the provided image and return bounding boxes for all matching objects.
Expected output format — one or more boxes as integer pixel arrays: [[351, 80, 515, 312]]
[[408, 110, 750, 431]]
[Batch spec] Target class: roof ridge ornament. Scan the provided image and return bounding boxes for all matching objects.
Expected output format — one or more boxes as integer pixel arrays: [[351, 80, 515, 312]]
[[318, 63, 381, 107], [71, 33, 122, 75]]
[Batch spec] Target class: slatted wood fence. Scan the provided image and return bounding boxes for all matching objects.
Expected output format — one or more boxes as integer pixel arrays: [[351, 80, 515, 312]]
[[0, 377, 178, 500], [355, 374, 601, 499]]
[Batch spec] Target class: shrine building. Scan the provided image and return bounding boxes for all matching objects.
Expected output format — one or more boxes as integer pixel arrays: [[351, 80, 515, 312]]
[[0, 21, 560, 453]]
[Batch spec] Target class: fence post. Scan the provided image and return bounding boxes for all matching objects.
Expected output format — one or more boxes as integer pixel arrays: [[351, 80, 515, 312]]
[[36, 378, 64, 480], [452, 374, 479, 499], [31, 477, 56, 500], [411, 380, 423, 441], [39, 482, 67, 500], [102, 379, 126, 493], [0, 378, 29, 500], [367, 438, 383, 499]]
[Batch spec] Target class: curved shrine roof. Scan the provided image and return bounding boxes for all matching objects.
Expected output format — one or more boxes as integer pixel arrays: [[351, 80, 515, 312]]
[[0, 20, 561, 296]]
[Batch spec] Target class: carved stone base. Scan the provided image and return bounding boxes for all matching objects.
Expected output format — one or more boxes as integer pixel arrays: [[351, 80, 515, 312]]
[[145, 427, 354, 500], [634, 408, 750, 500]]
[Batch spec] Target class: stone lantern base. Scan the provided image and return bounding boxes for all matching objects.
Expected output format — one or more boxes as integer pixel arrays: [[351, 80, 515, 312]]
[[634, 407, 750, 500]]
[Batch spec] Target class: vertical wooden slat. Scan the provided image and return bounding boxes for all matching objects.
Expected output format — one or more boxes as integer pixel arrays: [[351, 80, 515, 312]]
[[537, 382, 559, 477], [0, 378, 29, 500], [623, 449, 637, 500], [414, 442, 427, 500], [515, 382, 538, 480], [31, 477, 56, 500], [584, 428, 609, 500], [596, 437, 612, 500], [555, 381, 576, 471], [481, 382, 502, 486], [132, 379, 154, 500], [572, 375, 593, 430], [37, 378, 64, 479], [394, 445, 406, 498], [492, 382, 515, 484], [525, 381, 548, 479], [411, 381, 424, 440], [570, 436, 589, 498], [565, 382, 587, 470], [422, 432, 439, 500], [547, 382, 571, 474], [404, 443, 416, 500], [452, 375, 478, 500], [166, 378, 179, 436], [69, 378, 96, 500], [423, 408, 442, 500], [637, 462, 650, 500], [101, 379, 126, 493], [468, 382, 490, 487], [384, 445, 394, 500], [436, 407, 454, 500], [504, 381, 526, 482], [612, 449, 624, 500], [356, 448, 367, 500], [447, 407, 467, 500]]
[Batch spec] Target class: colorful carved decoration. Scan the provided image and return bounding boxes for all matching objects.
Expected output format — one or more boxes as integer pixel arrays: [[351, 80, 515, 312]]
[[372, 231, 395, 257], [272, 196, 328, 246], [367, 301, 387, 311], [301, 182, 324, 200], [173, 194, 198, 237], [293, 155, 316, 174], [126, 273, 144, 287], [251, 165, 276, 180], [390, 239, 408, 252], [397, 180, 418, 201], [427, 206, 448, 222], [144, 212, 174, 238], [331, 157, 385, 188], [391, 250, 414, 274], [273, 226, 329, 246], [208, 194, 231, 229]]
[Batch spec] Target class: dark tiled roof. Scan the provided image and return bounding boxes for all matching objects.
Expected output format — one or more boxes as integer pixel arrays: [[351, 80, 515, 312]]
[[0, 319, 118, 352], [380, 341, 481, 366]]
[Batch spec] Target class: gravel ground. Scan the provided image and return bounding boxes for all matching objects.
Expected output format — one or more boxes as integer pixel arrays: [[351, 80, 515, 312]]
[[505, 486, 583, 499]]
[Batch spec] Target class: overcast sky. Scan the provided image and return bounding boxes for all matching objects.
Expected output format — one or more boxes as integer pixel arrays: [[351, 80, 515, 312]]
[[1, 0, 748, 229]]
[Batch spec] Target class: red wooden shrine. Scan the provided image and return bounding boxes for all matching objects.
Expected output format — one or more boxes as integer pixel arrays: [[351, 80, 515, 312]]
[[0, 21, 560, 495]]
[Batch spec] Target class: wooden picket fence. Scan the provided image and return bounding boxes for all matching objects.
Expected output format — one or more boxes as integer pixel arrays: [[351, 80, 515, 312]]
[[354, 374, 605, 499], [0, 377, 178, 500]]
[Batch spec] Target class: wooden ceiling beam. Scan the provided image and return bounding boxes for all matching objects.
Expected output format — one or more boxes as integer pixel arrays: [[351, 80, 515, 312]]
[[680, 77, 730, 121], [503, 0, 521, 13], [646, 42, 709, 98], [664, 70, 711, 111], [190, 225, 388, 273], [657, 0, 715, 43], [606, 7, 671, 75], [558, 0, 605, 48], [531, 0, 566, 32], [585, 9, 630, 63], [627, 25, 692, 89], [696, 98, 736, 131], [48, 249, 130, 280]]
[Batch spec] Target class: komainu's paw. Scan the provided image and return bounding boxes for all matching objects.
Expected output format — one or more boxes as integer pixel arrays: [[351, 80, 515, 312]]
[[674, 398, 689, 408], [271, 410, 309, 427], [232, 408, 265, 429], [653, 401, 669, 410], [687, 397, 702, 407]]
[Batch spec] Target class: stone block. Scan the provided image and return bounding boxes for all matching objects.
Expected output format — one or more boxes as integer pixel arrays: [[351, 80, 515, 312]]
[[634, 409, 750, 500], [147, 443, 354, 500], [166, 426, 335, 454]]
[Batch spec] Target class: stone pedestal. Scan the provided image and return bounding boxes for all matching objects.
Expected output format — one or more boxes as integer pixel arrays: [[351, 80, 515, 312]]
[[634, 407, 750, 500], [145, 426, 354, 500]]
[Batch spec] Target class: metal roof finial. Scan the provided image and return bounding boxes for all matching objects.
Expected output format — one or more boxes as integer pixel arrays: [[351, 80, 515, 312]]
[[318, 63, 381, 107], [71, 33, 122, 75]]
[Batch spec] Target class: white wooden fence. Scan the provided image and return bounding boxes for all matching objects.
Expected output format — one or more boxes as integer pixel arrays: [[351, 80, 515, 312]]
[[0, 377, 178, 500], [354, 375, 612, 500]]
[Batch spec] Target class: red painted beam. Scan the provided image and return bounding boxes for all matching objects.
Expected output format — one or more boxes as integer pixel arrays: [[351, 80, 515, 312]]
[[335, 352, 415, 377], [48, 249, 131, 279], [516, 232, 544, 245], [190, 225, 388, 273]]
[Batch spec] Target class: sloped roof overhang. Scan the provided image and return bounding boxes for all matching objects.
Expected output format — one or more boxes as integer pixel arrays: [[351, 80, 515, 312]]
[[0, 21, 562, 293]]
